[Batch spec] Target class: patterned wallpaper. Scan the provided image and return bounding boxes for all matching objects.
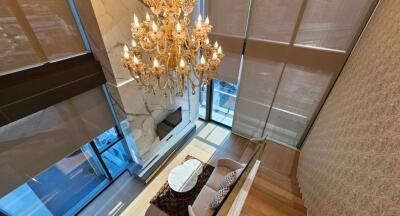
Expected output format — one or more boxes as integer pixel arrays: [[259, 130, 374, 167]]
[[297, 1, 400, 215]]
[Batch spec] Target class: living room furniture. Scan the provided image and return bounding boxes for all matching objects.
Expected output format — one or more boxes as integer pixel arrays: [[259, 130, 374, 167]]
[[188, 157, 245, 216], [168, 159, 203, 192], [187, 140, 258, 216]]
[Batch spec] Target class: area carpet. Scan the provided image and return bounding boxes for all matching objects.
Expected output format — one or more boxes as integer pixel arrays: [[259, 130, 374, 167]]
[[150, 155, 214, 216]]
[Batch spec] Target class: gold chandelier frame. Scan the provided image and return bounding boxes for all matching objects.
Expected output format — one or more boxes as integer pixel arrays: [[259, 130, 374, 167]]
[[121, 0, 224, 96]]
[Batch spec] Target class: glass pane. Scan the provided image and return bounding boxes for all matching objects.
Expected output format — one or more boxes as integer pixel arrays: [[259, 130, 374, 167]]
[[211, 80, 238, 127], [0, 144, 108, 216], [198, 84, 207, 119], [17, 0, 86, 60], [101, 141, 129, 178], [0, 3, 41, 74], [295, 0, 374, 51], [93, 127, 119, 151], [265, 64, 333, 147], [248, 0, 303, 42]]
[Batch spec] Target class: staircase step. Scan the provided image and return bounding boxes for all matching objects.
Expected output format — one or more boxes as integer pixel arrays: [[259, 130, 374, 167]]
[[252, 177, 307, 213], [257, 168, 302, 197]]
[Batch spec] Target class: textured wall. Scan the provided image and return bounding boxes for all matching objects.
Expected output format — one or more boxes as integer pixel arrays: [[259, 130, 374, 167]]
[[297, 1, 400, 215]]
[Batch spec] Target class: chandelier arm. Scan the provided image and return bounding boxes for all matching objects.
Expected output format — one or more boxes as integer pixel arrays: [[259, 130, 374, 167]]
[[188, 72, 202, 87], [192, 66, 201, 81], [138, 72, 152, 87]]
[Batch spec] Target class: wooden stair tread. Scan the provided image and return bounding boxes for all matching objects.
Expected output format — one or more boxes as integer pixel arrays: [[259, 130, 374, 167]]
[[256, 168, 302, 197], [240, 141, 307, 216], [252, 177, 306, 213], [242, 187, 306, 216]]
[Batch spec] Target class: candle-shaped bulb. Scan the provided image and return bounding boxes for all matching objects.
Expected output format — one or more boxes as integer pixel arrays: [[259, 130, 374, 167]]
[[205, 16, 210, 25], [123, 45, 129, 59], [131, 38, 137, 47], [133, 14, 140, 27], [214, 41, 219, 49], [196, 20, 202, 29], [180, 59, 185, 68], [145, 12, 150, 21], [124, 52, 129, 59], [176, 22, 182, 32], [152, 21, 158, 32], [212, 52, 217, 60], [123, 44, 129, 53], [133, 55, 139, 64], [205, 37, 210, 45], [153, 58, 159, 68], [218, 46, 222, 54], [197, 14, 202, 22], [200, 55, 206, 64]]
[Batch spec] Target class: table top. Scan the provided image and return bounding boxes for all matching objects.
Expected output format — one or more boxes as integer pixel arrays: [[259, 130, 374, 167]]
[[168, 159, 203, 193]]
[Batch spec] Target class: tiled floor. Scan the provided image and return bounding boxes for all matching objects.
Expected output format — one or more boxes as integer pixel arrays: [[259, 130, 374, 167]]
[[78, 120, 250, 216]]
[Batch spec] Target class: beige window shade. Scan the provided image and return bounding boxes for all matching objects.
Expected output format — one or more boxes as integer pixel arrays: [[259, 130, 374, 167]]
[[0, 87, 114, 196], [0, 0, 86, 74], [17, 0, 86, 60], [295, 0, 376, 51], [205, 0, 250, 37], [264, 64, 333, 146], [232, 0, 377, 145], [205, 0, 250, 84], [209, 33, 243, 84], [232, 41, 284, 138], [248, 0, 303, 42], [0, 0, 42, 73]]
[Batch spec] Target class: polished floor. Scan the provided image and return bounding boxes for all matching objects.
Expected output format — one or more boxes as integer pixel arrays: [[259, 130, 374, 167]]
[[79, 120, 250, 216], [241, 141, 307, 216]]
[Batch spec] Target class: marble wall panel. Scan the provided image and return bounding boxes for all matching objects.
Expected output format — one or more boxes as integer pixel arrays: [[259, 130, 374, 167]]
[[75, 0, 199, 162]]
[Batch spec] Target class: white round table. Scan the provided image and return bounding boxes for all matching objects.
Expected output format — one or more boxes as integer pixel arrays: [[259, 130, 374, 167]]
[[168, 159, 203, 193]]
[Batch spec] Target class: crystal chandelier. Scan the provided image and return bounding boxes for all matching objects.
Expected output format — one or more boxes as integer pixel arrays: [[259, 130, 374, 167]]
[[121, 0, 224, 96]]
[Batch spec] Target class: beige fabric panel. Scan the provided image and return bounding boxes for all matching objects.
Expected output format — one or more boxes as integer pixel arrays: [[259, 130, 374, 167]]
[[297, 1, 400, 215], [205, 0, 250, 84], [0, 87, 114, 196], [209, 33, 244, 84], [205, 0, 250, 37], [245, 39, 347, 73]]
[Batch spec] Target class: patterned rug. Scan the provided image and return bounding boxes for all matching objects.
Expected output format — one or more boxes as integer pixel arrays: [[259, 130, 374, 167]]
[[150, 156, 214, 216]]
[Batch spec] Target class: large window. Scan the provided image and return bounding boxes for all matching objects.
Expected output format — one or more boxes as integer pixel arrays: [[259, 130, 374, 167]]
[[0, 127, 130, 216], [211, 80, 238, 127], [198, 79, 238, 127]]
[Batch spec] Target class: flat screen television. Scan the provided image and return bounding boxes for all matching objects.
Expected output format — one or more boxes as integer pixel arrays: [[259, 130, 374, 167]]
[[156, 107, 182, 140]]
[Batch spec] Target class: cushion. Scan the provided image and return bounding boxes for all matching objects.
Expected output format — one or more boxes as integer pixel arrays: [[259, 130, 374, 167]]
[[192, 185, 216, 216], [209, 186, 230, 209], [206, 166, 231, 190], [218, 171, 237, 190]]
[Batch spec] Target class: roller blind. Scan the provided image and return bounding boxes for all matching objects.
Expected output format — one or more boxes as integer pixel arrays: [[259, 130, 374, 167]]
[[0, 87, 114, 196], [205, 0, 250, 84], [232, 0, 377, 144]]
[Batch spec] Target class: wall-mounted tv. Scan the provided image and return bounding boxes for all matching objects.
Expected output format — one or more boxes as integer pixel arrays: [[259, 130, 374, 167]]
[[156, 107, 182, 140]]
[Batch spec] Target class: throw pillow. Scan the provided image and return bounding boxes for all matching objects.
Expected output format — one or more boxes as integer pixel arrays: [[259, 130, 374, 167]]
[[209, 187, 230, 209], [218, 171, 237, 190]]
